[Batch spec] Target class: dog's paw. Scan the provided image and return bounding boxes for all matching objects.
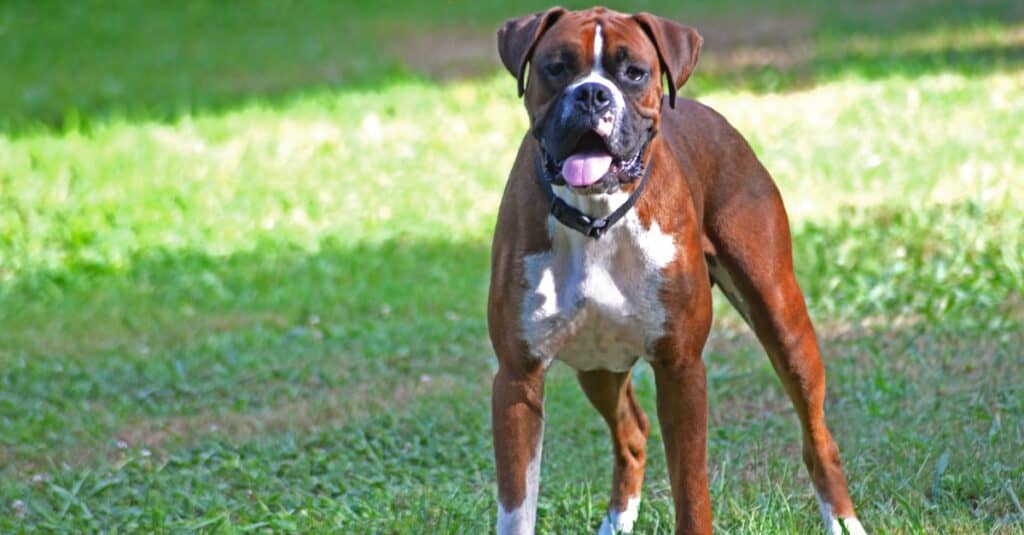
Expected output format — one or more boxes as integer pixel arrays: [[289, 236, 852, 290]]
[[596, 497, 640, 535], [827, 516, 867, 535]]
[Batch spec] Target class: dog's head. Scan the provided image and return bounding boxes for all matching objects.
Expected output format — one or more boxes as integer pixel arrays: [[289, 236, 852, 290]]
[[498, 7, 702, 193]]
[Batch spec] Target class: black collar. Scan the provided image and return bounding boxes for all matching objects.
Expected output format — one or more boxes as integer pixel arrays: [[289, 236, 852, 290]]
[[534, 148, 654, 239]]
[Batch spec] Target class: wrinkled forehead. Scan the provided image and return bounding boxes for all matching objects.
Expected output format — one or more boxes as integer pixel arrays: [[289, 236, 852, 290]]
[[533, 9, 659, 67]]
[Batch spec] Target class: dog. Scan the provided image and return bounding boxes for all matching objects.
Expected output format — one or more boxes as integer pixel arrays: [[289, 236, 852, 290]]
[[487, 6, 866, 535]]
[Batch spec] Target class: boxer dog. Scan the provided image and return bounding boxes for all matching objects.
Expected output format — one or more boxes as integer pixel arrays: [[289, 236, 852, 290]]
[[488, 6, 866, 535]]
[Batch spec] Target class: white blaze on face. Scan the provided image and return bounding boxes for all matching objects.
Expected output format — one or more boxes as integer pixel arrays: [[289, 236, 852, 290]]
[[566, 24, 626, 113], [559, 23, 627, 188]]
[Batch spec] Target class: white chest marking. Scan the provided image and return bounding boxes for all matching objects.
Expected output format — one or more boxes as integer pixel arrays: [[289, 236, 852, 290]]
[[520, 188, 676, 372]]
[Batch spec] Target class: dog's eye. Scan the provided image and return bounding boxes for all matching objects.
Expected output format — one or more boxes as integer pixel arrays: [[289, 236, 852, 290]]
[[544, 62, 566, 77], [623, 66, 648, 82]]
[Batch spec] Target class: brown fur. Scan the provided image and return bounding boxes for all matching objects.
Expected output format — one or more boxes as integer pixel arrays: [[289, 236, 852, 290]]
[[490, 7, 858, 533]]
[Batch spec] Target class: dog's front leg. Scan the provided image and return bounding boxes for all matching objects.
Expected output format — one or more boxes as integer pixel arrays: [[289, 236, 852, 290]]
[[493, 358, 547, 535], [648, 246, 716, 535], [652, 350, 713, 535]]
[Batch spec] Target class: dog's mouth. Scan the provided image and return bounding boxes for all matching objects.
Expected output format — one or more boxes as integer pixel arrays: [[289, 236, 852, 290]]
[[547, 131, 643, 189]]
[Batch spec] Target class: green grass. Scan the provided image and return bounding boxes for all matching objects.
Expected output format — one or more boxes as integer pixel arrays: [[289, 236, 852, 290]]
[[2, 0, 1023, 532]]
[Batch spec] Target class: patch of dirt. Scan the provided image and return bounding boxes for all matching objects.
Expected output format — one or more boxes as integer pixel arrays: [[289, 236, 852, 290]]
[[694, 13, 817, 73], [387, 13, 817, 81], [110, 374, 461, 454], [389, 26, 499, 81], [5, 372, 474, 475]]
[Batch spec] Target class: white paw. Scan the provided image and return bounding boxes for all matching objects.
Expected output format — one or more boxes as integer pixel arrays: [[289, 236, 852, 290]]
[[597, 496, 640, 535], [826, 516, 867, 535], [817, 491, 867, 535]]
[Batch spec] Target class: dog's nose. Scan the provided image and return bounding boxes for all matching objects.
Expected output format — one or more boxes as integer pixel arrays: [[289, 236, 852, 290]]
[[573, 82, 613, 115]]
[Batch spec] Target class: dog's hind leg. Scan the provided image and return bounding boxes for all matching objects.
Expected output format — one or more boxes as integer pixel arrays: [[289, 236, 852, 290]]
[[577, 369, 650, 534], [704, 180, 865, 534]]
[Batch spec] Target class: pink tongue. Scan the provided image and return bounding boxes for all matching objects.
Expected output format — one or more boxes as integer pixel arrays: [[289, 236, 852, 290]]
[[561, 152, 612, 187]]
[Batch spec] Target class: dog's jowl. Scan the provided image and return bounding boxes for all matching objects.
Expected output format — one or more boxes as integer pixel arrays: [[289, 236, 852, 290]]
[[488, 7, 866, 535]]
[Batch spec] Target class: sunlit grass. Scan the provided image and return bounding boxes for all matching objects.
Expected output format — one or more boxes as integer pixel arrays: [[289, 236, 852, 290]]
[[3, 69, 1020, 277], [704, 70, 1024, 220]]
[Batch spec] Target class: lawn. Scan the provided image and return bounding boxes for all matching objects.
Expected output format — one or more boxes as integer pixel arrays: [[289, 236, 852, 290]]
[[1, 0, 1022, 533]]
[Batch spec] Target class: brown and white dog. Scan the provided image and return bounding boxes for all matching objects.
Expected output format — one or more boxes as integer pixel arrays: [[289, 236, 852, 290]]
[[487, 6, 866, 535]]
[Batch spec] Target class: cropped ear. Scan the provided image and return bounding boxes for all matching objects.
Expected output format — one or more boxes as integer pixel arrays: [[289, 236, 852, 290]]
[[497, 7, 567, 97], [632, 12, 703, 108]]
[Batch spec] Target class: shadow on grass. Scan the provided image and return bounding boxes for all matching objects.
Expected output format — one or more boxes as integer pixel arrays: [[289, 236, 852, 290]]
[[0, 202, 1019, 472], [1, 225, 1021, 530], [3, 0, 1022, 135], [1, 236, 492, 362], [0, 235, 495, 470]]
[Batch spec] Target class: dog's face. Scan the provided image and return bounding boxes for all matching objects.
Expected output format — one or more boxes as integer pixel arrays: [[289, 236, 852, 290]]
[[498, 7, 702, 194]]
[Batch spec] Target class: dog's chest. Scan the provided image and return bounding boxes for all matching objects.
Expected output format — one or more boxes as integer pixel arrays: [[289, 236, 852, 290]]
[[520, 202, 676, 372]]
